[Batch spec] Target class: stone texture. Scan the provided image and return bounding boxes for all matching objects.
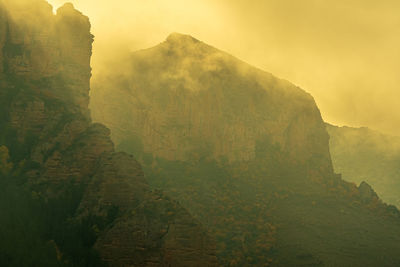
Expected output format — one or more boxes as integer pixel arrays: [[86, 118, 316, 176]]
[[95, 191, 217, 267], [1, 0, 92, 117], [358, 181, 379, 203], [91, 33, 333, 178], [90, 33, 400, 266], [0, 2, 217, 266]]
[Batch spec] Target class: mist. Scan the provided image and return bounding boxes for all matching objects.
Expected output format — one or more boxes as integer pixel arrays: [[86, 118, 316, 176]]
[[47, 0, 400, 135], [3, 1, 400, 265]]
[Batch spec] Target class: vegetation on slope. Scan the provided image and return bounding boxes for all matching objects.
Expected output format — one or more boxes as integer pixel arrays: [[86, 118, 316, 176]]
[[327, 123, 400, 207]]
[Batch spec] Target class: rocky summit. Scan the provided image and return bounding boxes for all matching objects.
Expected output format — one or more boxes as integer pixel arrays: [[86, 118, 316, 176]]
[[91, 33, 400, 266], [93, 32, 332, 170], [0, 1, 217, 266]]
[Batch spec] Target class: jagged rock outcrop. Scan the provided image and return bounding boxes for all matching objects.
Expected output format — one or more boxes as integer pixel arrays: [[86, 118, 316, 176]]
[[91, 33, 400, 266], [95, 190, 217, 267], [0, 2, 217, 266], [0, 0, 92, 117], [327, 123, 400, 207], [358, 181, 379, 202]]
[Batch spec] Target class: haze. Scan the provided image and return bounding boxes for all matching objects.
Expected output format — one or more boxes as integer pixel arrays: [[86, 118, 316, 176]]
[[47, 0, 400, 135]]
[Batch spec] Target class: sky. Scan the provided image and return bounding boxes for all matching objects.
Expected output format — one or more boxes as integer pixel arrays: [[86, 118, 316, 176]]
[[47, 0, 400, 135]]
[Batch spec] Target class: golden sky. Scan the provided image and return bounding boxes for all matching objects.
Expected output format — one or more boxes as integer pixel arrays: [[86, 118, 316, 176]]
[[47, 0, 400, 135]]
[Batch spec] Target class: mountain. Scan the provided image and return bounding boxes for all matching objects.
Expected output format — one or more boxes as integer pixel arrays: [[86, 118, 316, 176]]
[[91, 32, 400, 266], [327, 123, 400, 207], [0, 1, 217, 266], [93, 33, 332, 169]]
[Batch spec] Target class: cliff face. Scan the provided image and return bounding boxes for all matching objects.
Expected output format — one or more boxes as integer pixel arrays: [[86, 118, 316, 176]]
[[92, 33, 332, 174], [0, 0, 91, 117], [91, 33, 400, 266], [0, 2, 217, 266], [327, 123, 400, 207]]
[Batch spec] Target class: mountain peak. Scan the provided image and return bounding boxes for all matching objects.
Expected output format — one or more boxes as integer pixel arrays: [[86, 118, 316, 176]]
[[56, 2, 87, 19], [143, 32, 220, 62], [166, 32, 200, 44], [60, 2, 75, 9]]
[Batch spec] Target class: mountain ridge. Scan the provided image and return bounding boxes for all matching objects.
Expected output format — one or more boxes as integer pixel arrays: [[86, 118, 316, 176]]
[[327, 122, 400, 207], [91, 32, 400, 266]]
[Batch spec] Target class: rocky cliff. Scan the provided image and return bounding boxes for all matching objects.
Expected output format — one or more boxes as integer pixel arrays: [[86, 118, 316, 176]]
[[91, 33, 400, 266], [327, 123, 400, 207], [0, 0, 92, 117], [0, 1, 217, 266], [92, 33, 332, 173]]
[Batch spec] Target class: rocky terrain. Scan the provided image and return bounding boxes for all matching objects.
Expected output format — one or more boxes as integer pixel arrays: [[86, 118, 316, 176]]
[[0, 1, 217, 266], [91, 33, 400, 266], [327, 123, 400, 207], [92, 33, 331, 169]]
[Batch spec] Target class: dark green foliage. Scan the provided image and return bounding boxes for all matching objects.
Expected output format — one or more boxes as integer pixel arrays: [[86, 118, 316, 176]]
[[0, 175, 60, 266], [0, 73, 109, 266], [147, 158, 278, 265], [117, 141, 279, 265], [117, 125, 400, 266], [0, 170, 110, 266]]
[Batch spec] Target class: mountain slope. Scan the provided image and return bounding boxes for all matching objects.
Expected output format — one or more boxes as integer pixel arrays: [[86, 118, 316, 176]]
[[91, 33, 400, 266], [0, 2, 217, 266], [93, 33, 332, 171], [327, 123, 400, 207]]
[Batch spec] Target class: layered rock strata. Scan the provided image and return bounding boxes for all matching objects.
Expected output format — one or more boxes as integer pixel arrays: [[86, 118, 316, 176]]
[[0, 1, 217, 266]]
